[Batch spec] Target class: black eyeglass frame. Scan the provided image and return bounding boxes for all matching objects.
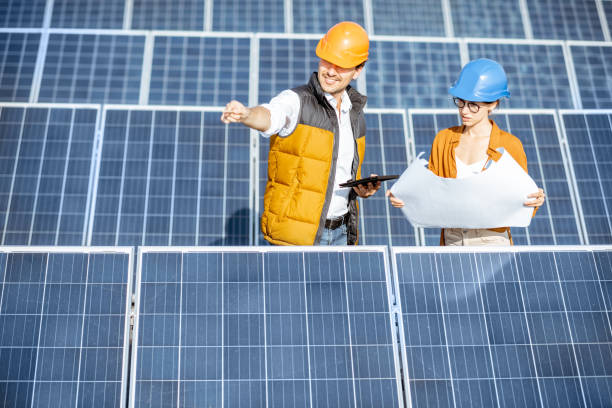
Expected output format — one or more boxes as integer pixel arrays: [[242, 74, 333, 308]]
[[452, 97, 486, 113]]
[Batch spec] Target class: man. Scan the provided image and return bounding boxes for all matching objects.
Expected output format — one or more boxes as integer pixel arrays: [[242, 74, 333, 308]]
[[221, 21, 380, 245]]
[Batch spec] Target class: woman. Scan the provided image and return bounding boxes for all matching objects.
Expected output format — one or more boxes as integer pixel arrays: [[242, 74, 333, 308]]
[[387, 58, 545, 246]]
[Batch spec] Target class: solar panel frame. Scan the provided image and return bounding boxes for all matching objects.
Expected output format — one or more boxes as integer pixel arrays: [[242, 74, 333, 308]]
[[0, 102, 101, 246], [391, 245, 612, 408], [407, 108, 585, 246], [0, 246, 134, 408], [130, 246, 406, 408], [558, 109, 612, 245]]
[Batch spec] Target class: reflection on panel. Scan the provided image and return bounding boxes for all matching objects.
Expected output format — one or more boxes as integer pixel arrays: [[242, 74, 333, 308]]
[[394, 248, 612, 408], [526, 0, 605, 41], [561, 112, 612, 244], [0, 32, 39, 102], [132, 0, 205, 30], [359, 112, 417, 246], [91, 109, 251, 246], [132, 249, 403, 408], [450, 0, 525, 38], [366, 41, 462, 109], [51, 0, 125, 29], [0, 250, 131, 408], [0, 106, 97, 245], [40, 34, 145, 104], [0, 0, 46, 28], [292, 0, 365, 34], [467, 42, 573, 109], [212, 0, 284, 32], [409, 112, 582, 246], [571, 45, 612, 109], [149, 36, 250, 106], [371, 0, 446, 36], [258, 38, 319, 104]]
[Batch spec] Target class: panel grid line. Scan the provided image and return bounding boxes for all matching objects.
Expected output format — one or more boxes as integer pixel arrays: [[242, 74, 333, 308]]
[[73, 253, 91, 407], [28, 253, 49, 408], [53, 109, 75, 245]]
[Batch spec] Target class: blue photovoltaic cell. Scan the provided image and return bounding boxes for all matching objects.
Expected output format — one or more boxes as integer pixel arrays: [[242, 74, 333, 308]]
[[0, 0, 46, 28], [394, 249, 612, 408], [132, 249, 402, 408], [258, 38, 320, 104], [0, 250, 131, 408], [0, 106, 98, 245], [366, 41, 462, 109], [292, 0, 365, 34], [561, 113, 612, 244], [51, 0, 125, 29], [131, 0, 204, 30], [257, 112, 412, 245], [371, 0, 445, 36], [39, 34, 145, 104], [606, 2, 612, 40], [409, 112, 581, 246], [91, 109, 251, 246], [359, 112, 417, 246], [212, 0, 284, 32], [0, 32, 40, 102], [526, 0, 605, 41], [450, 0, 525, 38], [149, 36, 250, 106], [571, 45, 612, 109], [467, 42, 573, 109]]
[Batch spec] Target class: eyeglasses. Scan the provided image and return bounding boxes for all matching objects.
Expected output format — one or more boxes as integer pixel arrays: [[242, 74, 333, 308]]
[[453, 97, 482, 113]]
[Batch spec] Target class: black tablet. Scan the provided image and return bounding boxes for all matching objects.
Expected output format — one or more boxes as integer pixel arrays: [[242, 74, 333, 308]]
[[339, 174, 399, 188]]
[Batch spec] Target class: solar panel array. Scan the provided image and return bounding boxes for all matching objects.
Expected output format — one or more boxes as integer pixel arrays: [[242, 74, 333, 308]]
[[1, 244, 610, 408], [0, 248, 132, 408]]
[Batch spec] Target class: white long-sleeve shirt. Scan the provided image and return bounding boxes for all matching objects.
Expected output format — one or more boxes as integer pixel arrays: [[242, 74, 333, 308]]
[[260, 89, 355, 219]]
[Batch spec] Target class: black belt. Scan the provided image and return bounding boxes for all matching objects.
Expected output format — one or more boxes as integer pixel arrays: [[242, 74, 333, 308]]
[[325, 212, 350, 230]]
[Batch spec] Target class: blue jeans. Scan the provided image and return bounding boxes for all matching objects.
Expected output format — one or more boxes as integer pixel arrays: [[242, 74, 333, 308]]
[[319, 223, 348, 245]]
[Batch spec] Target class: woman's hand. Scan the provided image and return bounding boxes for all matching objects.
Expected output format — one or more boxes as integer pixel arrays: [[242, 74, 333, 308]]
[[524, 188, 545, 207], [386, 190, 404, 208]]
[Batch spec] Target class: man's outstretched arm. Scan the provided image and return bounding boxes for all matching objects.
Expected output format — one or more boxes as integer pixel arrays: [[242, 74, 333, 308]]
[[220, 100, 271, 132]]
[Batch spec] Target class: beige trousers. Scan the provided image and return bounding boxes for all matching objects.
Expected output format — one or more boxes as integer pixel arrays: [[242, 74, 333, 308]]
[[444, 228, 511, 246]]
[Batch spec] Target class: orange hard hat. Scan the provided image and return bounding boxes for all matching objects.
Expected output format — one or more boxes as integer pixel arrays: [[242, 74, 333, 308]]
[[315, 21, 369, 69]]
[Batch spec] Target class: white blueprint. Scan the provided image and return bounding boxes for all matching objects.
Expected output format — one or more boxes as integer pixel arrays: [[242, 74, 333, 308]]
[[390, 150, 539, 228]]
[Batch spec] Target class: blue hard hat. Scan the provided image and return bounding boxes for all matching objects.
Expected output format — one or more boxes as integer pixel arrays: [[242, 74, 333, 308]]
[[449, 58, 510, 102]]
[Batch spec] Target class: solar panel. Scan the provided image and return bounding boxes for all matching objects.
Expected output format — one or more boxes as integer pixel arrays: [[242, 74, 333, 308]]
[[560, 111, 612, 244], [0, 247, 133, 408], [366, 40, 462, 109], [258, 38, 320, 105], [131, 0, 205, 30], [526, 0, 605, 41], [149, 35, 250, 106], [359, 111, 418, 246], [291, 0, 365, 34], [0, 0, 46, 28], [50, 0, 125, 29], [131, 247, 404, 408], [39, 33, 145, 104], [408, 111, 583, 246], [371, 0, 446, 36], [605, 2, 612, 40], [449, 0, 525, 38], [0, 32, 40, 102], [90, 107, 252, 246], [392, 246, 612, 408], [212, 0, 285, 32], [0, 105, 98, 245], [570, 45, 612, 109], [467, 42, 573, 109]]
